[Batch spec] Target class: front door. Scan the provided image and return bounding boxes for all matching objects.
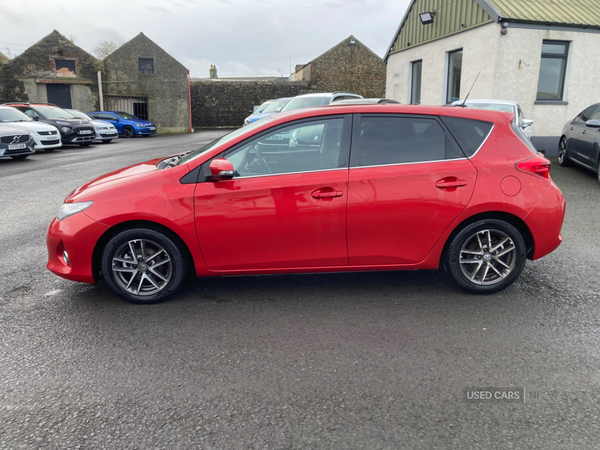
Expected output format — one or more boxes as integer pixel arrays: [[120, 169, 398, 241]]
[[194, 116, 351, 271], [347, 114, 478, 265], [46, 84, 72, 109]]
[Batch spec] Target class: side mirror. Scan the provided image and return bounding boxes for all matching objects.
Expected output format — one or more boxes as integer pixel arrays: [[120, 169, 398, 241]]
[[209, 158, 234, 181], [521, 119, 534, 128], [33, 116, 39, 121], [274, 107, 282, 113], [585, 119, 600, 128]]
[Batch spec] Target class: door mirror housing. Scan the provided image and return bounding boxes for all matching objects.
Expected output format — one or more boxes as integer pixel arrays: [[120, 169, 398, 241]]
[[585, 119, 600, 128], [208, 158, 235, 181], [521, 119, 534, 128]]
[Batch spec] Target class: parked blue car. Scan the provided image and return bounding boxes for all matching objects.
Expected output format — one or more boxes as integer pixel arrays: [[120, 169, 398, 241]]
[[243, 98, 292, 126], [87, 111, 156, 138]]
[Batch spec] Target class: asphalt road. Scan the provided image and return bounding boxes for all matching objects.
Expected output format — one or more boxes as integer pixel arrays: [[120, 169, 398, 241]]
[[1, 134, 599, 449]]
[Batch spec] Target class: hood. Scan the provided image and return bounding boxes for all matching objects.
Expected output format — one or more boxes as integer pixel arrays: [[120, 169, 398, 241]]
[[90, 119, 115, 128], [2, 121, 58, 133], [67, 158, 163, 201], [0, 124, 31, 135], [50, 118, 91, 125]]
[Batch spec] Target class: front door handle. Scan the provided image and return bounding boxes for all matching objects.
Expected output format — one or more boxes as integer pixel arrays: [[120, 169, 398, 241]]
[[312, 188, 343, 199], [436, 177, 467, 189]]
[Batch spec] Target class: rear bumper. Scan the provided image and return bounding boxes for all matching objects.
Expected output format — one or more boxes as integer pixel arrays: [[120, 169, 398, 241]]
[[46, 213, 110, 283], [524, 181, 566, 260]]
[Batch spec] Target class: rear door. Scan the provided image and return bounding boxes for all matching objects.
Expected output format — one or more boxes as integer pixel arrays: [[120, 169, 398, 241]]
[[568, 105, 597, 164], [346, 114, 478, 265]]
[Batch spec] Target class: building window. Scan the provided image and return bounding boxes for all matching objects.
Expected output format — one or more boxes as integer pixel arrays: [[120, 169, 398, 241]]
[[55, 60, 76, 77], [139, 58, 154, 74], [445, 49, 462, 104], [537, 41, 569, 101], [410, 60, 422, 105]]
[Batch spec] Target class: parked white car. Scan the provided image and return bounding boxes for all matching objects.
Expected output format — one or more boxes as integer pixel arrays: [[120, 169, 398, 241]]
[[66, 109, 119, 143], [451, 99, 534, 140], [0, 106, 61, 151]]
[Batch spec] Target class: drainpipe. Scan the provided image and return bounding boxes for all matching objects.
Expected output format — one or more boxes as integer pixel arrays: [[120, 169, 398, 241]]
[[97, 70, 104, 111], [188, 70, 193, 133]]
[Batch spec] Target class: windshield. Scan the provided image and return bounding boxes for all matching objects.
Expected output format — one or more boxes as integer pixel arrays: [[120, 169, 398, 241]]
[[36, 106, 78, 119], [281, 96, 330, 112], [179, 117, 275, 166], [262, 99, 290, 113], [0, 108, 33, 123], [252, 102, 271, 115], [67, 109, 91, 120], [115, 111, 138, 120]]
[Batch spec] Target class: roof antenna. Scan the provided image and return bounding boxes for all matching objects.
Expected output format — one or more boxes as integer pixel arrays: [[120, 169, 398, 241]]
[[459, 71, 480, 107]]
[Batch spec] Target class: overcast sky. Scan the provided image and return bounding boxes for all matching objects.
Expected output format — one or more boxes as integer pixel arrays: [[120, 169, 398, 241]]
[[0, 0, 410, 78]]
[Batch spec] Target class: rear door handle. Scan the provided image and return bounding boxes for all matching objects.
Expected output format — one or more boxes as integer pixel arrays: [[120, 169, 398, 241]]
[[436, 177, 467, 189], [312, 188, 343, 199]]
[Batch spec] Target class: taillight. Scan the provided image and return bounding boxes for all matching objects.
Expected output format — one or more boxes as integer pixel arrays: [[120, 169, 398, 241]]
[[516, 154, 551, 180]]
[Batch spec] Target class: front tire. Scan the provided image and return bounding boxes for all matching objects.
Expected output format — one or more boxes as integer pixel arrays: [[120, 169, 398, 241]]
[[101, 227, 188, 304], [11, 155, 28, 160], [79, 142, 91, 147], [444, 219, 526, 294], [558, 137, 573, 167], [101, 140, 112, 144], [123, 126, 135, 138]]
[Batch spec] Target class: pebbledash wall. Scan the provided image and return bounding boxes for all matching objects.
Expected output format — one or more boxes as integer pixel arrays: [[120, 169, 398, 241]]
[[386, 23, 600, 156], [190, 80, 313, 128]]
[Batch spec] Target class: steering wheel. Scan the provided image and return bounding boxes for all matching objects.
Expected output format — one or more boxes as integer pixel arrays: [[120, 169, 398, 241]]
[[254, 144, 272, 174]]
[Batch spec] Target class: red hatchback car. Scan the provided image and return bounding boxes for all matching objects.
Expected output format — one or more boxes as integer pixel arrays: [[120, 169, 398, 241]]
[[47, 104, 565, 303]]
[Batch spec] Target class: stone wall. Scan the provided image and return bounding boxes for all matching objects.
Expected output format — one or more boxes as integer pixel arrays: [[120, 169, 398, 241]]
[[103, 33, 190, 133], [191, 80, 313, 128], [310, 36, 386, 98]]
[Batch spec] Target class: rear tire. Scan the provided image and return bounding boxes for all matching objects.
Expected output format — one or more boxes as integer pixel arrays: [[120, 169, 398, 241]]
[[101, 227, 188, 304], [558, 137, 573, 167], [444, 219, 526, 294]]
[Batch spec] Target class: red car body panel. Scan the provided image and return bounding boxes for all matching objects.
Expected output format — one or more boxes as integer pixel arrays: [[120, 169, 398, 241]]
[[46, 104, 565, 285]]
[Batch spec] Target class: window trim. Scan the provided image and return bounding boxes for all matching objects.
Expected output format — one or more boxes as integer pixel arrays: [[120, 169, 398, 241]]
[[409, 59, 422, 105], [536, 40, 570, 102], [138, 58, 155, 75]]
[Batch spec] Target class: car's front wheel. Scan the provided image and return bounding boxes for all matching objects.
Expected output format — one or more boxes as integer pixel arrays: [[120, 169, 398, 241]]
[[558, 137, 573, 167], [10, 155, 29, 160], [444, 219, 526, 294], [101, 227, 188, 304], [123, 126, 135, 138]]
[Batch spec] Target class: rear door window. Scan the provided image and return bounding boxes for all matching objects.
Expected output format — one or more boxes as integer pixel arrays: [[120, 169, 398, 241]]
[[354, 115, 463, 167], [439, 116, 493, 157]]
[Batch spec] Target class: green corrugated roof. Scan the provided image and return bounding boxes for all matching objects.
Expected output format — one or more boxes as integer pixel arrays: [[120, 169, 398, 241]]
[[488, 0, 600, 26]]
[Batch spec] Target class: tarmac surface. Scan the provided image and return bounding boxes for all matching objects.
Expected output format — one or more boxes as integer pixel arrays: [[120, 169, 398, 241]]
[[1, 132, 599, 449]]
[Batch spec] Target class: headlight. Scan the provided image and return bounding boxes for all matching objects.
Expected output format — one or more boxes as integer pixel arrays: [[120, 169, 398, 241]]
[[135, 123, 143, 127], [57, 201, 93, 221], [56, 121, 71, 125], [61, 127, 71, 133]]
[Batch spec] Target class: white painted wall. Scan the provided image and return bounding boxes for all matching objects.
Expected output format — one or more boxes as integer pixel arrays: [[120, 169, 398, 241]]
[[386, 22, 600, 140]]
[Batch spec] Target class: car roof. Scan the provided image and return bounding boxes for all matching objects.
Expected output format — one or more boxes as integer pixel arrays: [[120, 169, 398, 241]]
[[454, 99, 519, 107]]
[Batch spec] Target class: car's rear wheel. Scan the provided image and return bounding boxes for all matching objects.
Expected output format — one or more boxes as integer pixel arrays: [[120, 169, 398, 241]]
[[101, 227, 188, 304], [444, 219, 526, 294], [123, 126, 135, 138], [558, 137, 573, 167], [10, 155, 28, 160]]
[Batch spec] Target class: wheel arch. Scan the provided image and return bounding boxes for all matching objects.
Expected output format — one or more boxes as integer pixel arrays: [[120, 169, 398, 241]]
[[440, 211, 534, 265], [91, 220, 196, 282]]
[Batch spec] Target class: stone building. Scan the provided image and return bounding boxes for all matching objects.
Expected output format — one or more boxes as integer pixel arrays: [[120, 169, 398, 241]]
[[102, 32, 190, 133], [293, 35, 386, 98], [0, 30, 99, 110], [385, 0, 600, 155]]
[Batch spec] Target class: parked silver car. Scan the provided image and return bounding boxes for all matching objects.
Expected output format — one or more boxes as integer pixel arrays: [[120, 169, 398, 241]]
[[451, 99, 533, 140], [66, 109, 119, 143], [0, 106, 61, 151], [0, 125, 35, 160]]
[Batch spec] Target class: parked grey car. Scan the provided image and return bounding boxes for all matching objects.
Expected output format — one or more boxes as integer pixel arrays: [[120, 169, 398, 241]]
[[559, 103, 600, 183], [66, 109, 119, 143], [0, 124, 35, 160]]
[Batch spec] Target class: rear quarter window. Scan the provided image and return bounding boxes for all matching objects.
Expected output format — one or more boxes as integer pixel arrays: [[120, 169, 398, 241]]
[[440, 116, 493, 157]]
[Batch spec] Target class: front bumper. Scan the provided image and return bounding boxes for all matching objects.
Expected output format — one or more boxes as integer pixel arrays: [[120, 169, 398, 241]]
[[33, 134, 62, 149], [95, 131, 118, 141], [0, 141, 36, 157], [135, 127, 157, 135], [46, 213, 110, 283]]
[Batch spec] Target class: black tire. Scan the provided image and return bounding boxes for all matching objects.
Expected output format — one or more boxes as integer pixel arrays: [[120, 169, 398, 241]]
[[444, 219, 526, 294], [10, 155, 28, 160], [101, 227, 188, 304], [101, 140, 112, 144], [123, 126, 135, 138], [558, 137, 573, 167], [79, 142, 91, 147]]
